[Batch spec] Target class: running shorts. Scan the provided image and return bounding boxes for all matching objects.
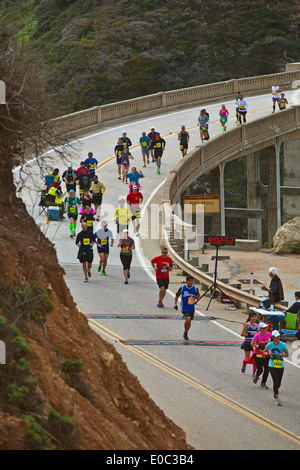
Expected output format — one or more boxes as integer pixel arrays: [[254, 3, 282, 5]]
[[156, 278, 169, 290], [120, 253, 132, 270]]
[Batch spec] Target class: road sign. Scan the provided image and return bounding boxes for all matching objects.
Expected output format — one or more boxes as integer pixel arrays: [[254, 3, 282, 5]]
[[184, 195, 220, 213]]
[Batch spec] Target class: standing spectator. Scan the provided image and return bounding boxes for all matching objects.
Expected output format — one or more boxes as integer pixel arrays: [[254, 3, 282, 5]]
[[151, 247, 173, 308], [264, 330, 289, 406], [174, 275, 200, 341]]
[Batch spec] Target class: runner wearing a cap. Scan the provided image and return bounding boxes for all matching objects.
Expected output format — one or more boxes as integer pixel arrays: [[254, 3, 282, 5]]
[[139, 132, 152, 167], [151, 132, 166, 174], [121, 131, 132, 149], [118, 229, 135, 284], [178, 125, 190, 157], [95, 220, 114, 276], [197, 109, 210, 143], [84, 152, 98, 180], [148, 127, 157, 163], [251, 323, 272, 389], [126, 186, 143, 237], [264, 330, 289, 406], [62, 163, 78, 193], [64, 189, 82, 238]]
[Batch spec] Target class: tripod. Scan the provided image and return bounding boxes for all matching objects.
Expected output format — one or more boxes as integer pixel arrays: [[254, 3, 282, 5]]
[[198, 244, 239, 311]]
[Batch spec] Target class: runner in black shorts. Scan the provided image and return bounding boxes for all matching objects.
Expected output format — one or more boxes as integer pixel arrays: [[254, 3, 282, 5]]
[[118, 229, 135, 284], [75, 222, 95, 282]]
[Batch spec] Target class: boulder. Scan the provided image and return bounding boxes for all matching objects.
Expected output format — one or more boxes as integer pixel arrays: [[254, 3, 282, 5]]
[[273, 216, 300, 253]]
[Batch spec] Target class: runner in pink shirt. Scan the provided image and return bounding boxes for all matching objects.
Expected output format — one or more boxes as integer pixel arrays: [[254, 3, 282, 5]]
[[251, 323, 272, 389]]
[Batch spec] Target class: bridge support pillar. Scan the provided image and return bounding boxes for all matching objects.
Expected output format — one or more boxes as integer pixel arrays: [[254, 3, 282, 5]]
[[247, 151, 262, 242], [211, 166, 223, 235], [268, 143, 281, 247], [282, 137, 300, 223]]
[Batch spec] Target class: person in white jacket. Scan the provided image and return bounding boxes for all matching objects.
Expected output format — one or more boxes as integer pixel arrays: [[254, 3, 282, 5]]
[[237, 95, 248, 124]]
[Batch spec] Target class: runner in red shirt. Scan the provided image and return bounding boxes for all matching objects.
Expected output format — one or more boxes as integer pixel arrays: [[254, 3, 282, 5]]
[[126, 186, 143, 237], [151, 247, 173, 308]]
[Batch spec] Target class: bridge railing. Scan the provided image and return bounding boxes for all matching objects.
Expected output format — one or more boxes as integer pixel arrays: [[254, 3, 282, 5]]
[[51, 67, 300, 134]]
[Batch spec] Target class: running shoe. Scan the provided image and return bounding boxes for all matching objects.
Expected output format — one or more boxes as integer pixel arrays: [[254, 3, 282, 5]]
[[88, 271, 92, 278], [124, 279, 128, 284], [152, 159, 155, 163], [241, 364, 246, 373], [183, 332, 189, 341], [118, 175, 121, 180], [147, 160, 150, 164], [253, 373, 258, 384], [102, 270, 106, 276], [157, 301, 164, 308], [157, 169, 160, 174], [70, 234, 74, 238], [84, 278, 88, 282], [135, 232, 140, 237], [143, 165, 146, 168], [72, 231, 76, 237], [275, 399, 281, 406], [98, 265, 101, 272], [260, 383, 268, 390]]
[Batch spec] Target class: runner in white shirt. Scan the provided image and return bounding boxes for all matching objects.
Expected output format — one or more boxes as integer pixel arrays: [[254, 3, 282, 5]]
[[237, 95, 248, 124], [271, 81, 281, 113]]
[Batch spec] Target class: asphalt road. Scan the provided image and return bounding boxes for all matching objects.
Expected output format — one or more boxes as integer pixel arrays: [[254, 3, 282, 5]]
[[17, 89, 300, 450]]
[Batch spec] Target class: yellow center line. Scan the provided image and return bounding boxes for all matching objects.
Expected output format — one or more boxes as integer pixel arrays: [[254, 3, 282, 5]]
[[88, 318, 300, 446]]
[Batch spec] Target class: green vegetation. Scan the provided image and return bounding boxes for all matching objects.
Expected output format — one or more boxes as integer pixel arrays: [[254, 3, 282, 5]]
[[0, 0, 299, 114]]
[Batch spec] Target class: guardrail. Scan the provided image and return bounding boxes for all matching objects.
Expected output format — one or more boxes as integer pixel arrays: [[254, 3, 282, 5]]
[[160, 106, 300, 312], [51, 67, 300, 135]]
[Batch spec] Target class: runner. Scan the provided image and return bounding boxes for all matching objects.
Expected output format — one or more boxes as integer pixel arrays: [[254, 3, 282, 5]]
[[147, 127, 157, 162], [121, 131, 132, 149], [278, 93, 288, 111], [178, 125, 190, 157], [240, 312, 258, 376], [271, 81, 281, 113], [84, 152, 98, 180], [174, 275, 200, 341], [219, 104, 229, 132], [79, 187, 94, 214], [139, 132, 152, 167], [126, 167, 144, 193], [91, 175, 106, 221], [264, 330, 289, 406], [251, 323, 272, 389], [80, 205, 95, 233], [76, 161, 90, 176], [62, 163, 78, 193], [76, 165, 92, 196], [113, 198, 132, 236], [114, 138, 124, 180], [75, 221, 95, 282], [64, 189, 82, 238], [95, 220, 114, 275], [237, 95, 248, 124], [151, 247, 173, 308], [235, 91, 242, 123], [197, 109, 210, 143], [118, 229, 135, 284], [121, 145, 134, 183], [151, 131, 166, 174], [126, 185, 143, 237]]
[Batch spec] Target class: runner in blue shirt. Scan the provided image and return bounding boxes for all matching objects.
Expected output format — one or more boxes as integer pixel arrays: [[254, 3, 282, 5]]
[[139, 132, 152, 167], [85, 152, 98, 180], [264, 330, 289, 406], [174, 275, 200, 340], [126, 167, 145, 193]]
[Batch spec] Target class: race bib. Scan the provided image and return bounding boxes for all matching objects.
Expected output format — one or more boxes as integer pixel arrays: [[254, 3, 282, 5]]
[[180, 145, 183, 150], [122, 246, 129, 253], [156, 142, 161, 148], [220, 116, 226, 122], [272, 92, 277, 96], [273, 359, 282, 368], [142, 141, 147, 146], [93, 187, 99, 193], [101, 239, 108, 245], [89, 164, 94, 169], [70, 207, 76, 213], [201, 126, 207, 130], [239, 105, 245, 109], [188, 297, 195, 305], [87, 220, 93, 226], [135, 211, 141, 218], [83, 238, 90, 245]]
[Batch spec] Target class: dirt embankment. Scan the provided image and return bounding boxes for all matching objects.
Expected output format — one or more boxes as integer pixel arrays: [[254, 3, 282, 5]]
[[0, 165, 192, 450]]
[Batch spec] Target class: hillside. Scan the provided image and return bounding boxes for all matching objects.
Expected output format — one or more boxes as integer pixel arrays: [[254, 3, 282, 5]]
[[0, 163, 192, 450], [0, 0, 299, 114]]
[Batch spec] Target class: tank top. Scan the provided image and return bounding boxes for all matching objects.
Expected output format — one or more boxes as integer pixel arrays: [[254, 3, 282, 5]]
[[243, 322, 258, 345]]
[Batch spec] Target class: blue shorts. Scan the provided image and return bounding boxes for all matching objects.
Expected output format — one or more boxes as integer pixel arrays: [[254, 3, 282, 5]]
[[141, 147, 149, 155]]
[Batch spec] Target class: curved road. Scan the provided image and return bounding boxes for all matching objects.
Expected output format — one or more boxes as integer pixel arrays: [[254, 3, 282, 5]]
[[18, 90, 300, 450]]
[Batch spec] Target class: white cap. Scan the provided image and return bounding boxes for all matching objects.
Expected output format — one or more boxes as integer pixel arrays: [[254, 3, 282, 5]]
[[68, 163, 72, 167], [150, 126, 155, 129], [258, 322, 268, 329], [132, 185, 138, 189], [271, 330, 280, 337]]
